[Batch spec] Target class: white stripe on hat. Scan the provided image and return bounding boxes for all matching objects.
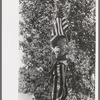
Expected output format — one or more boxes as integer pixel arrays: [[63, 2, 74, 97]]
[[51, 17, 68, 37], [63, 24, 68, 30], [56, 18, 61, 35], [60, 18, 64, 35], [54, 21, 58, 36]]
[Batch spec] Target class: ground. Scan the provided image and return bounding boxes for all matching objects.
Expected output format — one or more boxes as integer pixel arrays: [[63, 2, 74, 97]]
[[18, 93, 33, 100]]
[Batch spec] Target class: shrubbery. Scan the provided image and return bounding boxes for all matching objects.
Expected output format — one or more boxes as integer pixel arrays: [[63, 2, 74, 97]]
[[19, 0, 95, 100]]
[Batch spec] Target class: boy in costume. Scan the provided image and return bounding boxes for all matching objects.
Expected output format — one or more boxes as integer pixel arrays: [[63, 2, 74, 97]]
[[50, 35, 70, 100]]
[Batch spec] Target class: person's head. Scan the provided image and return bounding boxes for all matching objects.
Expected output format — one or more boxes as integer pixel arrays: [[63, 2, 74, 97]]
[[56, 36, 67, 48], [53, 36, 68, 49], [51, 35, 69, 48]]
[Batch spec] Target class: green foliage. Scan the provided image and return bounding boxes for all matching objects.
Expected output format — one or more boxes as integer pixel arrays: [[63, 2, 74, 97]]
[[19, 0, 95, 100]]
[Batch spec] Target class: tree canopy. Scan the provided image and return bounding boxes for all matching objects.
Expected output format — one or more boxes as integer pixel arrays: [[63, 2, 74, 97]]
[[19, 0, 95, 100]]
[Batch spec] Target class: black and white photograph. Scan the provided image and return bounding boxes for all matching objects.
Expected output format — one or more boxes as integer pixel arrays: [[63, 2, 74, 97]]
[[18, 0, 96, 100]]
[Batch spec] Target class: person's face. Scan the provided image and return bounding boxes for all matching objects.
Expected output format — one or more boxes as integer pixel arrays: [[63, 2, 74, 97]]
[[56, 38, 67, 48]]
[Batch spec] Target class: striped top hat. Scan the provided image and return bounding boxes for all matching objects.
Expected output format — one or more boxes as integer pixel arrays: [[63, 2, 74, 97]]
[[50, 16, 69, 47]]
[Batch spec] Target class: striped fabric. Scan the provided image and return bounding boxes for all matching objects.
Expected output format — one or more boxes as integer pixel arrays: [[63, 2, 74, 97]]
[[51, 17, 68, 36]]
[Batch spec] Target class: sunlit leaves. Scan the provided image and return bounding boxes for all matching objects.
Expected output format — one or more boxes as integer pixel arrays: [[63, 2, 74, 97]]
[[19, 0, 95, 100]]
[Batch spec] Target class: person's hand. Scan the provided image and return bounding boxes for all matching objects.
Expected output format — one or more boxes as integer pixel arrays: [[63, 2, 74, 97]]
[[53, 46, 61, 58], [53, 46, 60, 52]]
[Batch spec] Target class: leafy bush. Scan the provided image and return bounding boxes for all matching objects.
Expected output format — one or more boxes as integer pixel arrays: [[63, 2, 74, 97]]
[[19, 0, 95, 100]]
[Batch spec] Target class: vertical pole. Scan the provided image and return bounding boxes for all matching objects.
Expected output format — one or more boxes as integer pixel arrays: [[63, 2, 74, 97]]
[[52, 65, 58, 100], [58, 64, 63, 98]]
